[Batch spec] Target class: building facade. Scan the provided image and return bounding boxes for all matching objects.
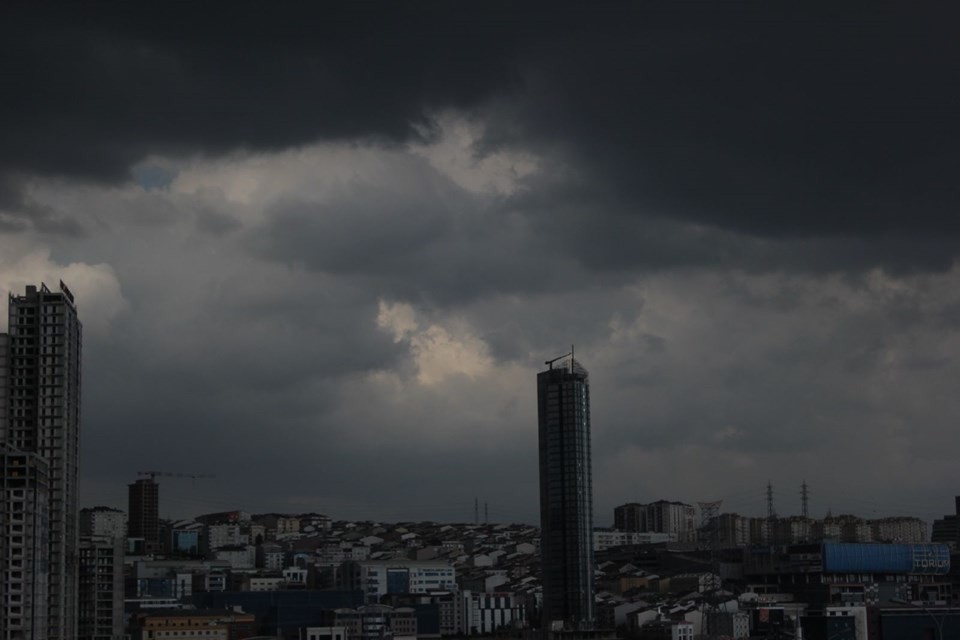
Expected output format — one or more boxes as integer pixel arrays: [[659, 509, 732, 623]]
[[77, 535, 123, 640], [537, 355, 594, 629], [2, 282, 82, 640], [79, 508, 126, 541], [340, 560, 456, 603], [0, 449, 50, 640], [128, 479, 160, 549], [613, 501, 697, 543]]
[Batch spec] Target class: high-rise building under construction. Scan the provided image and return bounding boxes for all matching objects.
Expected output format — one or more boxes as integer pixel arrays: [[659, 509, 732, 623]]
[[1, 282, 82, 639]]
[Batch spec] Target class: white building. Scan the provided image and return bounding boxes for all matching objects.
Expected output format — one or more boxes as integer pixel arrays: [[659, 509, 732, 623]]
[[283, 566, 308, 586], [80, 506, 127, 540], [593, 529, 675, 551], [614, 501, 698, 542], [214, 545, 256, 569], [207, 523, 248, 550], [870, 517, 928, 544], [243, 576, 284, 591], [341, 560, 456, 603], [304, 627, 348, 640], [458, 591, 524, 634]]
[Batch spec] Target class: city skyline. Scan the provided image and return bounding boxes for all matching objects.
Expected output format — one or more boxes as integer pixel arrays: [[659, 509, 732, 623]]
[[1, 5, 960, 526]]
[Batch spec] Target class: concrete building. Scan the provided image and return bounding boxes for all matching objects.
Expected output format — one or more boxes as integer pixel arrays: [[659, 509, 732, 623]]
[[799, 605, 866, 640], [744, 542, 951, 606], [213, 545, 256, 569], [870, 517, 928, 544], [79, 507, 126, 541], [704, 610, 749, 639], [130, 609, 256, 640], [170, 522, 203, 556], [2, 282, 83, 640], [931, 497, 960, 547], [716, 513, 749, 547], [458, 591, 524, 635], [207, 523, 248, 551], [537, 354, 595, 630], [593, 529, 675, 551], [613, 501, 697, 543], [321, 605, 417, 640], [77, 535, 123, 640], [636, 619, 693, 640], [128, 479, 160, 549], [340, 560, 456, 602], [257, 542, 284, 570], [304, 627, 348, 640], [0, 448, 50, 640]]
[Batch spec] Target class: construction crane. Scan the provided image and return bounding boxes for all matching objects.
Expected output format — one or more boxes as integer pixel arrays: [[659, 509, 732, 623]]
[[137, 471, 216, 481]]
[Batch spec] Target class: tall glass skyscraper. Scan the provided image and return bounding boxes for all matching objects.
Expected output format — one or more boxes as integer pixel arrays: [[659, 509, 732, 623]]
[[537, 353, 594, 630]]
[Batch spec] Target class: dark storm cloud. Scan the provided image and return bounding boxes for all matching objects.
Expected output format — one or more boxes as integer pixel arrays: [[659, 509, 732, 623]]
[[5, 3, 960, 265], [0, 3, 519, 182]]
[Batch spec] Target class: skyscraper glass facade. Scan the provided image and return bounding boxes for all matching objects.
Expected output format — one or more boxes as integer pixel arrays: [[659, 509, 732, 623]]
[[537, 356, 594, 630]]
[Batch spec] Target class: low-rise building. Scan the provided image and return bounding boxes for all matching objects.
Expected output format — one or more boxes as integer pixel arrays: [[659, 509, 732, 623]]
[[322, 605, 417, 640], [130, 609, 256, 640], [340, 561, 456, 603]]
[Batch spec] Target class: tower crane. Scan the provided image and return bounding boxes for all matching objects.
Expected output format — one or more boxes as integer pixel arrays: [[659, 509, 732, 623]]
[[137, 471, 216, 481]]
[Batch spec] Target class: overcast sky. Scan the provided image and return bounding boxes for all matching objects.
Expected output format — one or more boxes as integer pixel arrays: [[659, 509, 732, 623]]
[[2, 4, 958, 526]]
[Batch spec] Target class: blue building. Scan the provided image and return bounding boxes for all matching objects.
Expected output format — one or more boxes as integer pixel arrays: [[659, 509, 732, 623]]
[[744, 542, 952, 606]]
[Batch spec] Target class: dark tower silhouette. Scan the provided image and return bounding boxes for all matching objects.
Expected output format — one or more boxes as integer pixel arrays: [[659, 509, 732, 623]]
[[128, 478, 160, 547], [538, 350, 594, 630]]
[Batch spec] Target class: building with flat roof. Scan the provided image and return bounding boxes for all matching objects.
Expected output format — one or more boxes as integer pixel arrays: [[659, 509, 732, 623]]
[[340, 560, 456, 603], [128, 479, 160, 550]]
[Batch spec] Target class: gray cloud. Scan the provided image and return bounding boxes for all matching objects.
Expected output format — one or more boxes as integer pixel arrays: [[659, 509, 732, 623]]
[[1, 4, 958, 526]]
